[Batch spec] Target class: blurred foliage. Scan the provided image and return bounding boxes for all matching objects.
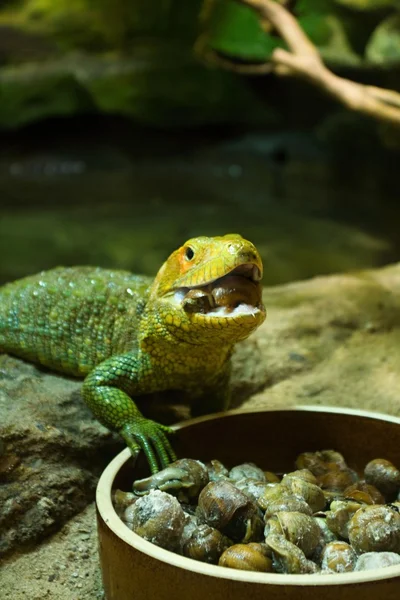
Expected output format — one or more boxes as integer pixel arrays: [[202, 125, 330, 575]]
[[199, 1, 281, 60], [366, 13, 400, 63], [0, 0, 203, 50], [0, 0, 399, 130], [1, 0, 398, 64], [200, 0, 400, 66], [0, 49, 279, 129], [334, 0, 399, 10]]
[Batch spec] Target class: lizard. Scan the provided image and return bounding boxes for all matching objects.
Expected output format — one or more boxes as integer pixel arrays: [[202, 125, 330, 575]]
[[0, 234, 266, 473]]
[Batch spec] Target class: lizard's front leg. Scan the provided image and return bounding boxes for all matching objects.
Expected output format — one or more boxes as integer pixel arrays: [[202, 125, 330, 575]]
[[82, 353, 176, 473]]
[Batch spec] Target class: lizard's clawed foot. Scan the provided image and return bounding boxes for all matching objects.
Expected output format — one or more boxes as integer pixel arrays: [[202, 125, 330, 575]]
[[121, 418, 177, 474]]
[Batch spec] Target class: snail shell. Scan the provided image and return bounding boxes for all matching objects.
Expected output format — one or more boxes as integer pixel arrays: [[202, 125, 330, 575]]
[[281, 475, 326, 513], [133, 458, 209, 501], [211, 275, 261, 311], [312, 517, 338, 564], [259, 484, 313, 517], [183, 523, 232, 564], [180, 513, 199, 547], [343, 481, 385, 505], [206, 459, 229, 482], [295, 450, 348, 476], [229, 463, 266, 483], [264, 471, 280, 484], [266, 534, 319, 574], [321, 541, 356, 573], [127, 490, 185, 551], [281, 469, 318, 486], [197, 480, 264, 543], [219, 543, 273, 572], [317, 468, 358, 493], [234, 478, 273, 504], [325, 500, 362, 540], [355, 552, 400, 571], [265, 511, 322, 558], [364, 458, 400, 500], [113, 489, 138, 519], [348, 504, 400, 554], [182, 289, 214, 314], [314, 517, 337, 544]]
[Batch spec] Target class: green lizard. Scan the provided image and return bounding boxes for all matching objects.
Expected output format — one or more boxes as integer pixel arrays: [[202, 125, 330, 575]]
[[0, 234, 266, 473]]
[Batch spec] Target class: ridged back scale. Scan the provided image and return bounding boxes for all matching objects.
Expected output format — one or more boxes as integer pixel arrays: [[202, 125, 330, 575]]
[[0, 266, 150, 376]]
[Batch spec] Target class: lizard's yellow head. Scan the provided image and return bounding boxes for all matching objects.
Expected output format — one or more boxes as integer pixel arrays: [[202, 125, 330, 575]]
[[146, 234, 266, 344]]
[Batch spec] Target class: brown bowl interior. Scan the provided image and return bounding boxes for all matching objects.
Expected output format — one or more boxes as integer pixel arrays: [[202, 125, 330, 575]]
[[97, 408, 400, 600]]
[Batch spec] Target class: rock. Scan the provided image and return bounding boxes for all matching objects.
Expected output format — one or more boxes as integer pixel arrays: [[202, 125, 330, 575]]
[[0, 355, 121, 556], [0, 50, 274, 131], [236, 262, 400, 416]]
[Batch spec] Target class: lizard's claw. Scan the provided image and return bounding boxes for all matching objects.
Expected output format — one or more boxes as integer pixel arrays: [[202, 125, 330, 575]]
[[120, 418, 177, 474]]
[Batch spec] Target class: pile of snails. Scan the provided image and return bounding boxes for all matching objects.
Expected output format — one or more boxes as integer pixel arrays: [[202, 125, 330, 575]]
[[112, 450, 400, 575]]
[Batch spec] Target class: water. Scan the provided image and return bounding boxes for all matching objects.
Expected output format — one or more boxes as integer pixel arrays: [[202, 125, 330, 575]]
[[0, 118, 398, 286]]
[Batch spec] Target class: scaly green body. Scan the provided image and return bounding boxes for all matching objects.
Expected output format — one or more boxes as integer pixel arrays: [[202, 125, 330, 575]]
[[0, 235, 265, 472]]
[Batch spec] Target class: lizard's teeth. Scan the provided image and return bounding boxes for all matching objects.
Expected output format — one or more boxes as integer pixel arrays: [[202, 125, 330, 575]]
[[206, 304, 261, 318], [173, 290, 187, 304], [252, 265, 262, 281]]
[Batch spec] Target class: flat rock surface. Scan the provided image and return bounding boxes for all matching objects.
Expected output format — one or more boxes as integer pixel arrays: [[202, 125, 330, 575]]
[[1, 261, 400, 598], [237, 262, 400, 416]]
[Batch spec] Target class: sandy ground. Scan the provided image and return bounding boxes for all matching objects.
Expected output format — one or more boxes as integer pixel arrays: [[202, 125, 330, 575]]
[[0, 504, 103, 600]]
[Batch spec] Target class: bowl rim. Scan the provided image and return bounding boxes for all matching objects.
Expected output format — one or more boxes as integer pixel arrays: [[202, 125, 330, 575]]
[[96, 405, 400, 587]]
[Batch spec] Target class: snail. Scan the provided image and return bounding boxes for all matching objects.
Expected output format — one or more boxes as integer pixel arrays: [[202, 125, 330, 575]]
[[229, 462, 266, 483], [183, 523, 232, 564], [197, 480, 264, 543], [258, 483, 313, 518], [364, 458, 400, 500], [264, 512, 322, 558], [206, 459, 229, 482], [126, 490, 186, 551], [348, 504, 400, 554], [219, 543, 273, 572], [281, 469, 318, 486], [295, 450, 348, 476], [113, 489, 138, 519], [321, 541, 356, 573], [180, 513, 199, 548], [182, 289, 214, 314], [317, 469, 358, 493], [265, 534, 319, 574], [182, 275, 262, 315], [343, 481, 385, 505], [233, 478, 274, 504], [355, 552, 400, 571], [314, 517, 337, 545], [132, 458, 209, 502], [325, 499, 363, 540], [281, 472, 326, 513], [211, 275, 262, 312], [264, 471, 280, 484], [117, 449, 400, 576]]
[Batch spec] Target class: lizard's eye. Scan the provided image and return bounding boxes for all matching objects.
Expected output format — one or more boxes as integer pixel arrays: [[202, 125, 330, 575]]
[[185, 247, 195, 261]]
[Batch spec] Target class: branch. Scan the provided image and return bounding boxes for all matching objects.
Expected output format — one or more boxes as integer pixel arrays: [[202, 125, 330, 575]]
[[198, 0, 400, 127]]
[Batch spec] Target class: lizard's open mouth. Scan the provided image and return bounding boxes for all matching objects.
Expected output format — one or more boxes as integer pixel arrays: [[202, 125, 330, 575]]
[[176, 263, 264, 318]]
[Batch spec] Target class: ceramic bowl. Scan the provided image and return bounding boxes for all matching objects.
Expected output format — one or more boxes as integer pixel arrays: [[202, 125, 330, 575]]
[[96, 407, 400, 600]]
